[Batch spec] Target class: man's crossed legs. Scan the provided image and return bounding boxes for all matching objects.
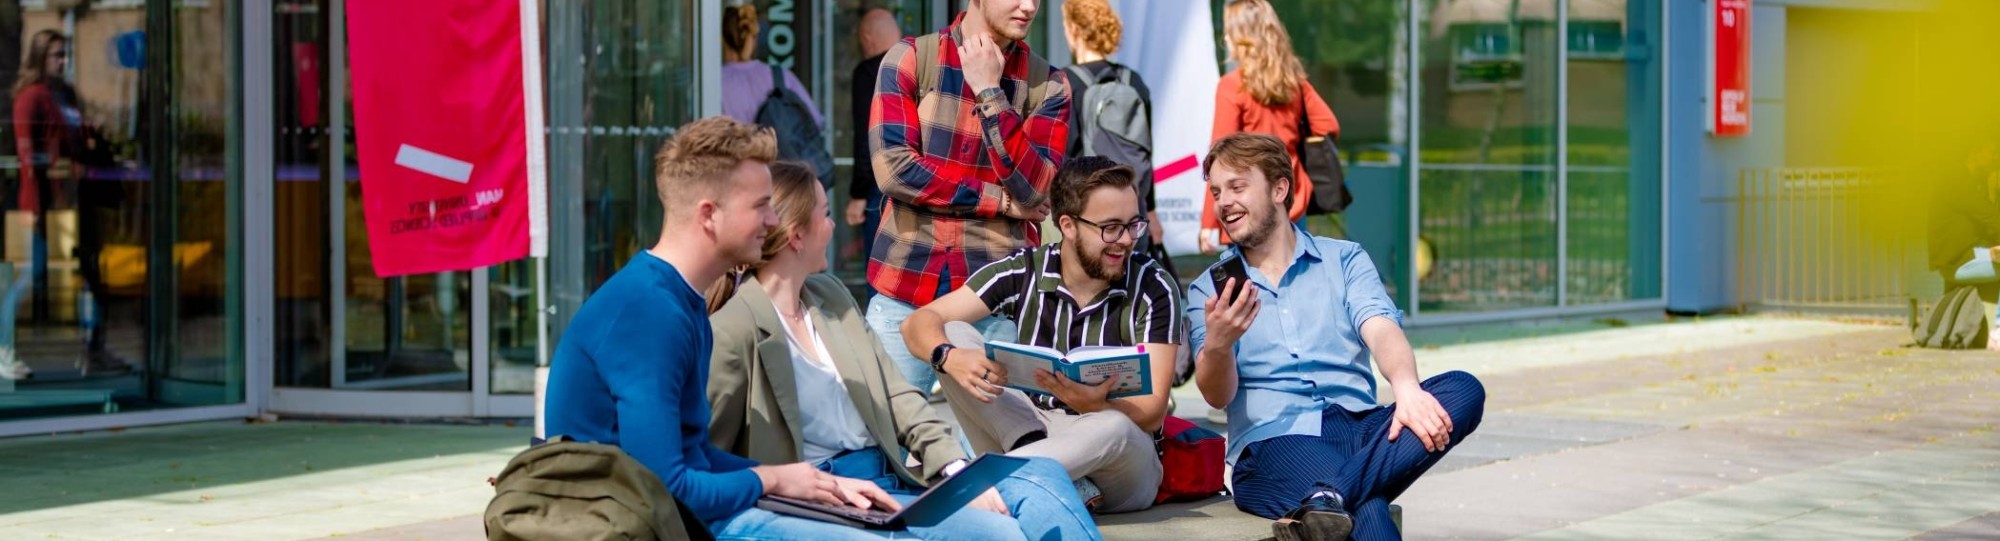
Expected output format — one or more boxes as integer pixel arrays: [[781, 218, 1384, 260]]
[[1232, 371, 1486, 541]]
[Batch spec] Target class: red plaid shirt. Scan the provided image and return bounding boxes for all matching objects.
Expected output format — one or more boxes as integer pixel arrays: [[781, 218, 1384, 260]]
[[866, 17, 1071, 306]]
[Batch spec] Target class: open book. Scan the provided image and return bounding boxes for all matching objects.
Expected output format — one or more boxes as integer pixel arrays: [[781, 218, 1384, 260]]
[[982, 341, 1153, 400]]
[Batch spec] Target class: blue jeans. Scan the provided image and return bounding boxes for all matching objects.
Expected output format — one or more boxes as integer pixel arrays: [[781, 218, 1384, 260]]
[[708, 448, 1100, 541], [1232, 371, 1487, 541], [858, 195, 884, 303], [0, 234, 46, 351], [1952, 259, 2000, 321], [865, 294, 1018, 397]]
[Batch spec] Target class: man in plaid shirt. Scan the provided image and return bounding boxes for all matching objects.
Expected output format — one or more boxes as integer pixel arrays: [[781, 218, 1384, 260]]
[[865, 0, 1072, 396]]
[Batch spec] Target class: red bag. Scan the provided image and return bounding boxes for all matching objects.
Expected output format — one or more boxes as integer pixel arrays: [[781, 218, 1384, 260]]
[[1155, 415, 1228, 504]]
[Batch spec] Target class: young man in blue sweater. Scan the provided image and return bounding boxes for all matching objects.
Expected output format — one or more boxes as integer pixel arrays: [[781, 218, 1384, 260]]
[[541, 116, 899, 531], [543, 116, 1098, 540]]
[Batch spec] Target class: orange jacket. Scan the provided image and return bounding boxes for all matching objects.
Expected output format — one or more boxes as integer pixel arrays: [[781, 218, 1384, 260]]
[[1203, 71, 1339, 244]]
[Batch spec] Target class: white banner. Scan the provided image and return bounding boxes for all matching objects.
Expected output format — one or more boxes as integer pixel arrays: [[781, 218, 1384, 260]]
[[1108, 0, 1220, 256]]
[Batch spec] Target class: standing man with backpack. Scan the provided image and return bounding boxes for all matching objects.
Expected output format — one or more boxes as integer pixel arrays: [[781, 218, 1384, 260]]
[[866, 0, 1072, 396]]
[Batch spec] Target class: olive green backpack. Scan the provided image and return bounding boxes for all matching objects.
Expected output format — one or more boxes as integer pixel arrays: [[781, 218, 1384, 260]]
[[485, 436, 711, 541], [1910, 286, 1991, 349]]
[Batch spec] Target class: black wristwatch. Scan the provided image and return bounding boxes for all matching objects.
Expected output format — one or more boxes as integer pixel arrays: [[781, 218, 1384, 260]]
[[929, 343, 957, 372]]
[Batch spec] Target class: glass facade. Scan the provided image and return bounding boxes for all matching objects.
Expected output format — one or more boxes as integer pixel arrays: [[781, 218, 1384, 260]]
[[1252, 0, 1662, 316], [272, 0, 473, 393], [0, 1, 242, 421], [1, 0, 1669, 429], [544, 0, 701, 357], [1564, 0, 1663, 306]]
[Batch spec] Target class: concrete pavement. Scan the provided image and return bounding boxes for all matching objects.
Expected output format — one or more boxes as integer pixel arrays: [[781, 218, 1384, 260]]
[[2, 315, 1995, 540]]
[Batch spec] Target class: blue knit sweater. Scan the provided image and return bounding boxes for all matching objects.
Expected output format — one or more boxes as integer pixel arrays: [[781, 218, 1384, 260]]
[[544, 253, 762, 522]]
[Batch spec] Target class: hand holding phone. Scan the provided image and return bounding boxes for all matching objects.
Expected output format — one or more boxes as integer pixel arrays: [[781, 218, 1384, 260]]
[[1203, 256, 1260, 347], [1209, 257, 1251, 304]]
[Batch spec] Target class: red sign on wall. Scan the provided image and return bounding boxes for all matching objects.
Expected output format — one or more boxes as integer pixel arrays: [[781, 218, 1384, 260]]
[[1710, 0, 1751, 136]]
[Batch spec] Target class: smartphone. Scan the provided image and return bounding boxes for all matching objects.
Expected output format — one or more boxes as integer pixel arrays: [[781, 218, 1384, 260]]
[[1210, 256, 1251, 303]]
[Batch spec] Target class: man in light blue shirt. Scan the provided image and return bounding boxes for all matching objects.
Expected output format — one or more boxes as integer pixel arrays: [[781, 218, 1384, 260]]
[[1187, 133, 1486, 541]]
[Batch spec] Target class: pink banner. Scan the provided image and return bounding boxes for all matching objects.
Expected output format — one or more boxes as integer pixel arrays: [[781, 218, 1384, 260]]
[[347, 0, 537, 277]]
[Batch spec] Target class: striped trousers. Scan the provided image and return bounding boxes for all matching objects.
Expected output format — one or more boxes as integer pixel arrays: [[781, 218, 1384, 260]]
[[1231, 370, 1487, 541]]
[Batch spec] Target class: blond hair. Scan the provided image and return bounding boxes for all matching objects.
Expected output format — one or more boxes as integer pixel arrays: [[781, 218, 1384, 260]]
[[1223, 0, 1304, 106], [654, 116, 778, 223], [704, 161, 822, 314], [1063, 0, 1123, 56]]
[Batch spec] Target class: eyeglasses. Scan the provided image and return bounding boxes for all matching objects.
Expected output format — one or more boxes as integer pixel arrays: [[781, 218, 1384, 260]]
[[1070, 216, 1148, 243]]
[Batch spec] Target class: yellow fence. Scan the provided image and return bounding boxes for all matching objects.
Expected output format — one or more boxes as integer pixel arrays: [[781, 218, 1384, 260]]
[[1736, 168, 1929, 309]]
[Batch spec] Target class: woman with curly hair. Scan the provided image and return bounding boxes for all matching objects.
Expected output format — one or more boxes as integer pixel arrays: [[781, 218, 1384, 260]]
[[1198, 0, 1339, 254]]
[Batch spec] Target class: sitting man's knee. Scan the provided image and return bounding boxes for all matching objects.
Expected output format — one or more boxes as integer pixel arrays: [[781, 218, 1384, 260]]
[[1434, 370, 1487, 403], [1015, 456, 1070, 482], [1078, 411, 1151, 453]]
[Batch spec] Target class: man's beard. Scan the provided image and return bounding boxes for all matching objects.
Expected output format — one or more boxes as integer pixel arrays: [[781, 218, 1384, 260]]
[[1230, 206, 1285, 251], [1078, 244, 1125, 281]]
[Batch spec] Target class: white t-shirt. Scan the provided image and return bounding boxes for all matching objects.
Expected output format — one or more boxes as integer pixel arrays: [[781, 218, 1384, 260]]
[[779, 309, 878, 465]]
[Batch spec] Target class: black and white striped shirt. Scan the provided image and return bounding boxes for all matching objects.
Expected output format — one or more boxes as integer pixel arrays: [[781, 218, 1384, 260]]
[[965, 244, 1184, 409]]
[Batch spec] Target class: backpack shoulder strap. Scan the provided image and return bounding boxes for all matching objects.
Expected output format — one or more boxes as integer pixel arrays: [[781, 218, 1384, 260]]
[[1064, 64, 1092, 101], [768, 64, 787, 98], [1103, 62, 1132, 85], [914, 34, 943, 104]]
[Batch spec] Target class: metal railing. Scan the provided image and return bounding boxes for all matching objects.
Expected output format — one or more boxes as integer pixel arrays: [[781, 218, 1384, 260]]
[[1736, 167, 1929, 310]]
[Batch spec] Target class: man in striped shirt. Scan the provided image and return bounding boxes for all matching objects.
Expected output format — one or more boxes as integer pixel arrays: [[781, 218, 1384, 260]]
[[864, 0, 1072, 398], [901, 157, 1180, 513]]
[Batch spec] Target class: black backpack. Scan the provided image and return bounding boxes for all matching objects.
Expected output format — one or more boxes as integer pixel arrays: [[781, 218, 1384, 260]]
[[755, 64, 835, 186], [1910, 286, 1991, 349], [1067, 63, 1155, 207]]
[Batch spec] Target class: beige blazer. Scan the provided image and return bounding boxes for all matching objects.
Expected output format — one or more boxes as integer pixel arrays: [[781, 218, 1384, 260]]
[[706, 273, 967, 485]]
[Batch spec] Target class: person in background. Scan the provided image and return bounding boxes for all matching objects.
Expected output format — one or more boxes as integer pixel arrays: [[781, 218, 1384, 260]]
[[846, 7, 902, 300], [1198, 0, 1338, 255], [1, 29, 126, 380], [543, 117, 906, 539], [1926, 140, 2000, 350], [704, 160, 1100, 540], [1060, 0, 1157, 237], [720, 3, 826, 129], [865, 0, 1071, 396]]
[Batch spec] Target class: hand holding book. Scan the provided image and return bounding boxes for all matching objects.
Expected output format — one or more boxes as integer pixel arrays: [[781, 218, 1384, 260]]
[[1031, 368, 1118, 413], [941, 346, 1009, 403]]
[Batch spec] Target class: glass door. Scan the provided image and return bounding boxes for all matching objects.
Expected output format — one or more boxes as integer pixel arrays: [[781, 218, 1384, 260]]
[[269, 0, 490, 416], [0, 0, 243, 422]]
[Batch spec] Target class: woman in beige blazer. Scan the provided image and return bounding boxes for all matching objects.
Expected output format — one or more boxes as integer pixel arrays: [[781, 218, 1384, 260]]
[[703, 162, 1099, 540]]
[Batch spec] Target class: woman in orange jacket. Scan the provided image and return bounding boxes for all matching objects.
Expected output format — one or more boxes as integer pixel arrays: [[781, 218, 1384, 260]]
[[1200, 0, 1339, 254]]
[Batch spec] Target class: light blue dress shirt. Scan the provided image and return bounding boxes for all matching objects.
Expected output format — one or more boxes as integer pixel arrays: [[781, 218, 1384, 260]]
[[1186, 225, 1404, 464]]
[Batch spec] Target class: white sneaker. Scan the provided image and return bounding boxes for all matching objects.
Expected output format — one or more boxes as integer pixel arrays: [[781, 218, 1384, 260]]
[[0, 347, 31, 380]]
